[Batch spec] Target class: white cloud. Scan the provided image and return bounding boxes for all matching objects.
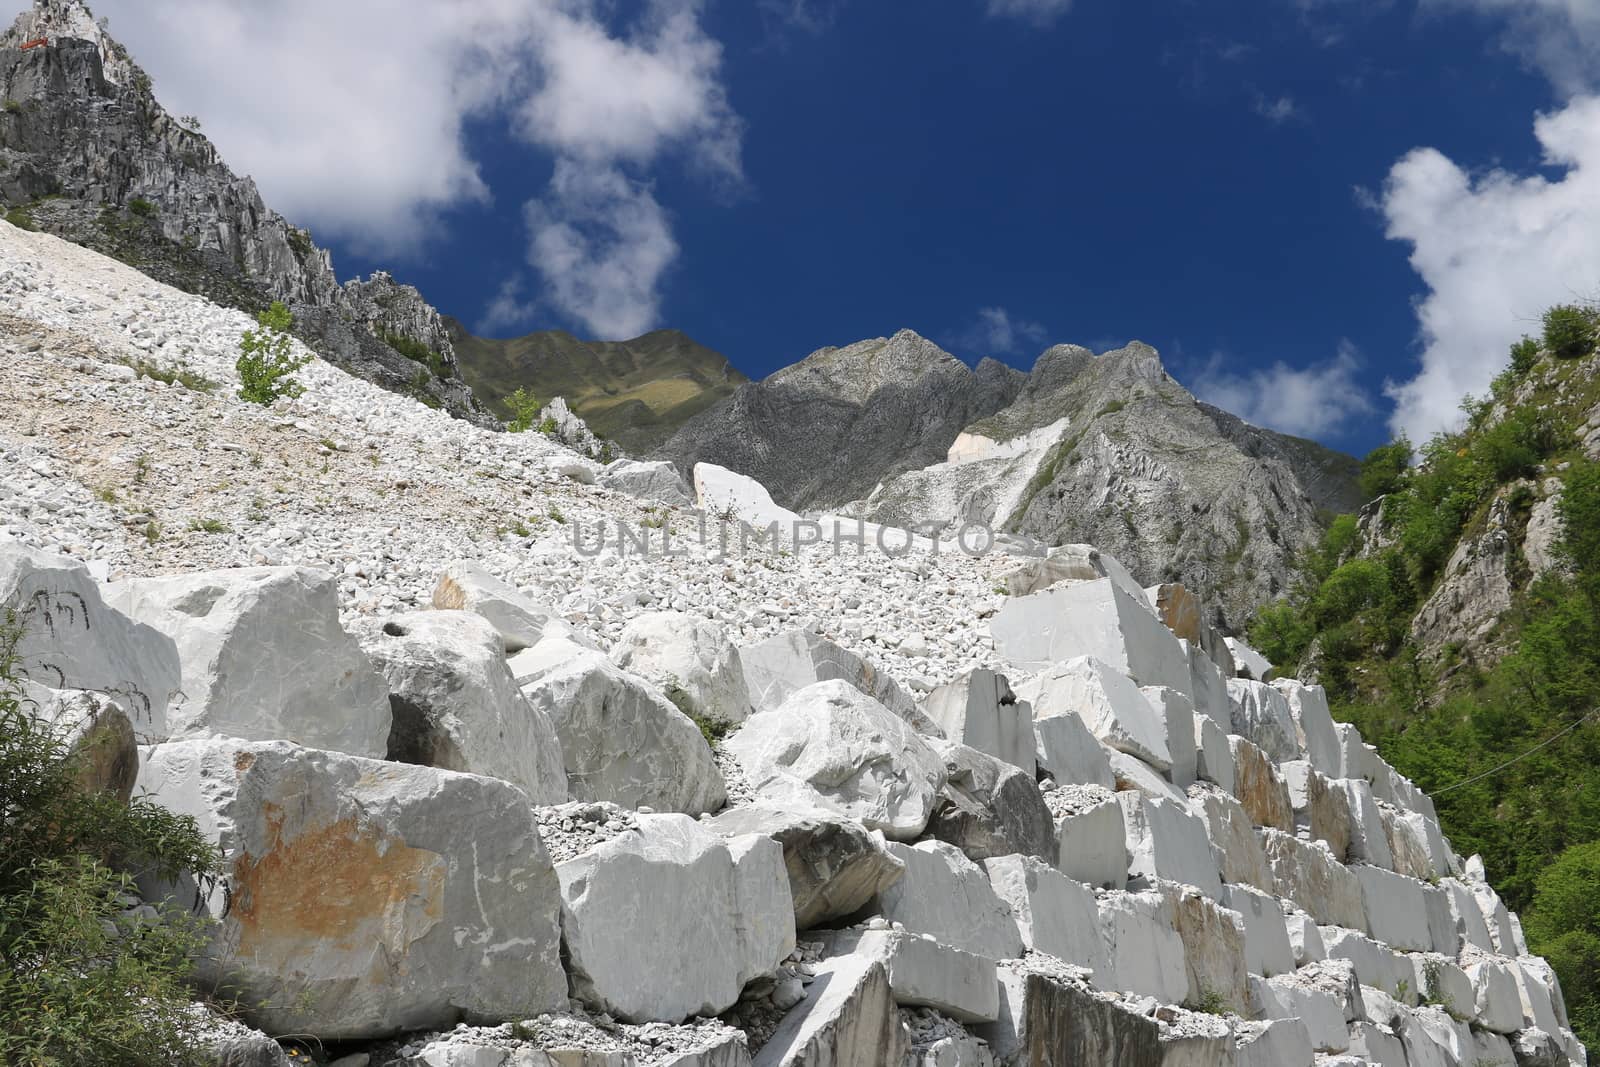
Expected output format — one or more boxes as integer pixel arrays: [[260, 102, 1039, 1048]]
[[478, 276, 536, 336], [985, 0, 1073, 27], [85, 0, 741, 338], [956, 307, 1049, 355], [1189, 341, 1378, 440], [1421, 0, 1600, 95], [1253, 93, 1301, 124], [525, 162, 679, 341], [1380, 95, 1600, 445]]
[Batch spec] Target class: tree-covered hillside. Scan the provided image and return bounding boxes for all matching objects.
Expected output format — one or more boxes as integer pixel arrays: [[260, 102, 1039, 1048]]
[[1248, 302, 1600, 1045]]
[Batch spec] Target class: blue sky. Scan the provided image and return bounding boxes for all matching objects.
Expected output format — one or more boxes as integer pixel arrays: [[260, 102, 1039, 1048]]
[[59, 0, 1600, 453]]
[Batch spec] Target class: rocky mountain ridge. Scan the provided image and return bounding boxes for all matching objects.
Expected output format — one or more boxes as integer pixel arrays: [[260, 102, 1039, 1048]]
[[0, 0, 484, 420], [661, 331, 1361, 630], [0, 218, 1584, 1067]]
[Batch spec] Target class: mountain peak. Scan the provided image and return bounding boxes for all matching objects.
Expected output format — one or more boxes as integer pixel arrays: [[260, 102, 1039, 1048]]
[[4, 0, 139, 86]]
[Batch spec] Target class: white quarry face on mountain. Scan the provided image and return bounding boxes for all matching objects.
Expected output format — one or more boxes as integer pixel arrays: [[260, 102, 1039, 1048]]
[[0, 211, 1586, 1065]]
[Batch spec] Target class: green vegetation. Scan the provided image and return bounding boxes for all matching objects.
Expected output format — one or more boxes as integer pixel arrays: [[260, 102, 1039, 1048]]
[[0, 612, 219, 1065], [236, 301, 309, 405], [1245, 306, 1600, 1047], [126, 197, 156, 218], [2, 99, 21, 114], [381, 331, 447, 380], [286, 227, 313, 260], [186, 518, 229, 534], [4, 206, 37, 231], [447, 321, 748, 454], [128, 358, 215, 393], [506, 386, 542, 433]]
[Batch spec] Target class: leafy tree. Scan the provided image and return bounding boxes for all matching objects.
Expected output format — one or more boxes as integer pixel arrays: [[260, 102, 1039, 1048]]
[[1510, 335, 1541, 375], [506, 387, 542, 433], [0, 611, 220, 1065], [1526, 843, 1600, 1044], [236, 301, 309, 405], [1359, 438, 1413, 501]]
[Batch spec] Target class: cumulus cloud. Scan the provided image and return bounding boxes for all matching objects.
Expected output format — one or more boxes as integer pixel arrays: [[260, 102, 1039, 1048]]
[[1189, 341, 1377, 440], [88, 0, 741, 338], [478, 276, 537, 336], [985, 0, 1073, 27], [955, 307, 1049, 356], [524, 162, 680, 341], [1421, 0, 1600, 95], [1380, 95, 1600, 445]]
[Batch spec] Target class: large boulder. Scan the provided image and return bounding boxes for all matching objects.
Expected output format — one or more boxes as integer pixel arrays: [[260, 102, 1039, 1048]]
[[431, 561, 571, 653], [925, 739, 1057, 865], [1163, 884, 1251, 1013], [26, 685, 138, 802], [136, 739, 566, 1039], [1053, 793, 1129, 890], [997, 543, 1146, 601], [1259, 829, 1367, 931], [1117, 792, 1223, 899], [1229, 736, 1293, 832], [1336, 778, 1396, 870], [753, 954, 907, 1067], [359, 611, 566, 804], [609, 611, 752, 727], [1188, 784, 1274, 893], [984, 854, 1110, 980], [922, 669, 1035, 772], [1095, 890, 1189, 1003], [521, 651, 725, 814], [738, 629, 938, 735], [978, 961, 1161, 1066], [556, 814, 795, 1023], [817, 927, 999, 1023], [2, 544, 179, 741], [1223, 884, 1296, 979], [1272, 679, 1341, 778], [599, 459, 695, 506], [108, 567, 389, 757], [1353, 864, 1433, 952], [875, 840, 1025, 961], [1281, 761, 1353, 861], [1225, 679, 1302, 763], [1140, 685, 1198, 788], [1028, 692, 1115, 788], [709, 804, 905, 930], [991, 578, 1191, 693], [724, 681, 945, 841], [1016, 655, 1172, 771]]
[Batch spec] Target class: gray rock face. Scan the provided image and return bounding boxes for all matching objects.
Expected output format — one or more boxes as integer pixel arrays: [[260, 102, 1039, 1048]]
[[753, 954, 908, 1067], [0, 5, 484, 420], [136, 739, 567, 1040], [978, 964, 1161, 1067], [656, 330, 1025, 511], [859, 342, 1361, 628], [740, 628, 939, 736]]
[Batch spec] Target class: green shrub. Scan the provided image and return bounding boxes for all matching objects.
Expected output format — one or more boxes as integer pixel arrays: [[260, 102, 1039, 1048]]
[[1525, 842, 1600, 1045], [1544, 305, 1597, 360], [506, 387, 542, 433], [286, 227, 313, 260], [537, 416, 559, 436], [236, 301, 309, 405], [1359, 439, 1412, 501], [381, 331, 447, 379], [4, 206, 36, 231], [0, 612, 219, 1065], [127, 197, 156, 218], [1510, 335, 1541, 375]]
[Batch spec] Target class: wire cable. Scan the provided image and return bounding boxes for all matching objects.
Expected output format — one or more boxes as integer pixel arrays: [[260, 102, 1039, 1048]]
[[1431, 708, 1600, 796]]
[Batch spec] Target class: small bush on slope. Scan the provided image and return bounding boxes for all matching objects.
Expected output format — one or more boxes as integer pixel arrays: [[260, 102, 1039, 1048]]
[[0, 612, 220, 1065], [236, 301, 309, 405]]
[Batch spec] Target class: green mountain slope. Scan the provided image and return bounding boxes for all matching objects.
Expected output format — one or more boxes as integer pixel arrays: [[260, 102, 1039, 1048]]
[[1247, 302, 1600, 1046], [445, 320, 748, 455]]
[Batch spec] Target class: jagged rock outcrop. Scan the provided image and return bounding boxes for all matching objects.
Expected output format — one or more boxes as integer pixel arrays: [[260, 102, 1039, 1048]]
[[0, 2, 483, 420], [656, 329, 1026, 511]]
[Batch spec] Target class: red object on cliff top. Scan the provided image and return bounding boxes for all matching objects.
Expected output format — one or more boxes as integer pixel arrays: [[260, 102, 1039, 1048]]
[[20, 37, 49, 50]]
